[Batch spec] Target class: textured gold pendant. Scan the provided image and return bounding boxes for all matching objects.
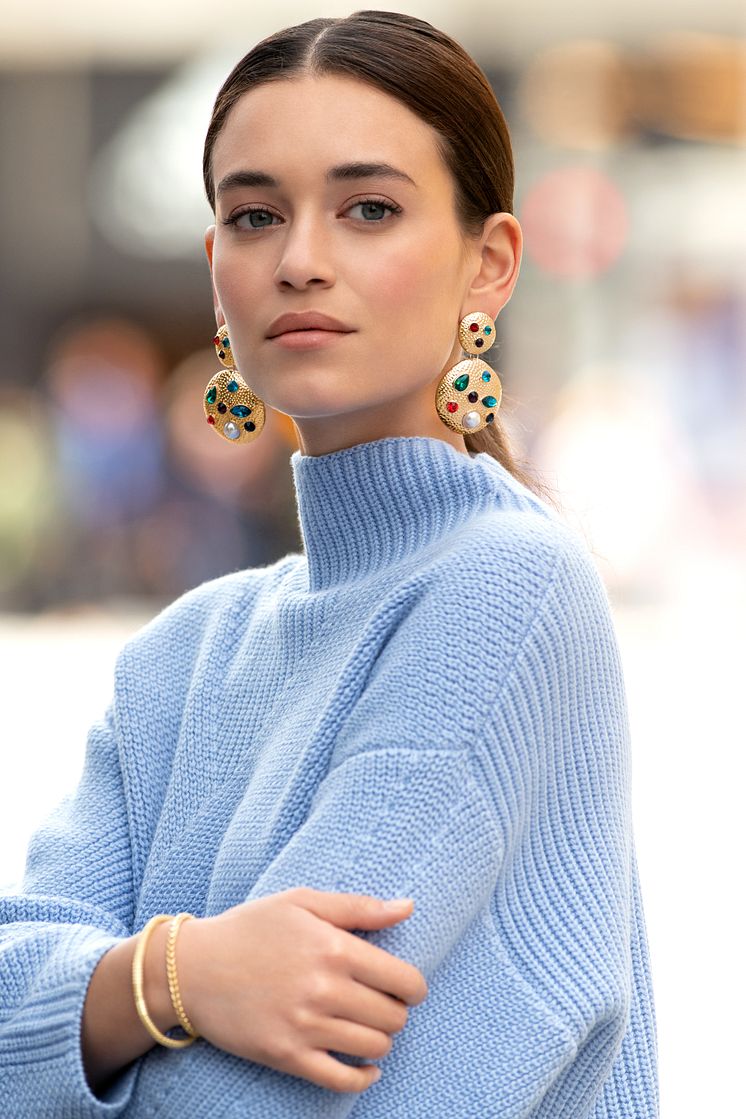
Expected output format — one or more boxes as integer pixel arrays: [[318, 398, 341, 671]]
[[435, 358, 502, 434], [203, 325, 265, 443], [203, 368, 265, 443]]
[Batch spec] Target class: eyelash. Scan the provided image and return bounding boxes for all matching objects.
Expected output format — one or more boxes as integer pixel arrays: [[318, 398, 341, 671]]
[[221, 197, 403, 230]]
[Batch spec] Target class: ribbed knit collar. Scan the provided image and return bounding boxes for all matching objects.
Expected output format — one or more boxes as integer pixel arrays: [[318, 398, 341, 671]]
[[289, 435, 509, 591]]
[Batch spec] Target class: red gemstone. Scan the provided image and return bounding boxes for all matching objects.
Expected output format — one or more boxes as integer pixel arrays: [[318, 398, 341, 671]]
[[447, 401, 458, 413], [207, 415, 216, 424], [469, 323, 479, 332], [213, 335, 220, 345]]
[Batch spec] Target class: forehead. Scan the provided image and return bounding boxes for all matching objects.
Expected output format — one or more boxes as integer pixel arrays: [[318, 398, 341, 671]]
[[211, 72, 446, 187]]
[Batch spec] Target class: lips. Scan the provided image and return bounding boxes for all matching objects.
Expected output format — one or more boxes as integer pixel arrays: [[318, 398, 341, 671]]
[[266, 311, 354, 338]]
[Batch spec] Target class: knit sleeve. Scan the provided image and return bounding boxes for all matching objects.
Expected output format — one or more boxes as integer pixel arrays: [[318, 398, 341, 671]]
[[474, 534, 660, 1118], [0, 701, 140, 1116]]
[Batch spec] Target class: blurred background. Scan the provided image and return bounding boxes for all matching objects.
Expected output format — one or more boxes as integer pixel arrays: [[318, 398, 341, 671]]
[[1, 2, 744, 1113]]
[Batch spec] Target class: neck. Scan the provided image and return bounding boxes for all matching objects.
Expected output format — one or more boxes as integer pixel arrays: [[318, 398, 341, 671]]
[[289, 434, 517, 592]]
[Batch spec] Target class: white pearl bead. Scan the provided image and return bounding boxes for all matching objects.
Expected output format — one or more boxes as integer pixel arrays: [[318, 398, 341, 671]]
[[223, 421, 240, 440], [463, 411, 481, 429]]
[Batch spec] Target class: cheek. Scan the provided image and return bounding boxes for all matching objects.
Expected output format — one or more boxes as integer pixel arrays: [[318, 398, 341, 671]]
[[368, 239, 453, 323]]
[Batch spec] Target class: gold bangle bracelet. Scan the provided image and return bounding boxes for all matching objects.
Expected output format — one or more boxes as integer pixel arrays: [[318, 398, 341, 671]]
[[166, 913, 200, 1038], [132, 913, 197, 1048]]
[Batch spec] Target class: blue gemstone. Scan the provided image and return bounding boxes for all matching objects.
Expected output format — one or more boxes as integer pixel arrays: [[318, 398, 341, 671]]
[[244, 421, 255, 432], [482, 371, 491, 381], [486, 412, 494, 423], [230, 405, 251, 418], [227, 380, 239, 392], [482, 395, 497, 407], [484, 326, 492, 334]]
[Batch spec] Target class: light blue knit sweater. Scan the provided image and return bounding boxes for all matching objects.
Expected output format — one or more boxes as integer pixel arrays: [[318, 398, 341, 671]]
[[0, 435, 659, 1118]]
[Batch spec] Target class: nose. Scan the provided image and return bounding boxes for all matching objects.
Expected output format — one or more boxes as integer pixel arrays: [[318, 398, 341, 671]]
[[272, 211, 335, 290]]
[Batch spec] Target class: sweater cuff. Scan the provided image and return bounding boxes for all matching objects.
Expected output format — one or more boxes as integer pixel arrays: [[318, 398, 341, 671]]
[[2, 928, 141, 1117]]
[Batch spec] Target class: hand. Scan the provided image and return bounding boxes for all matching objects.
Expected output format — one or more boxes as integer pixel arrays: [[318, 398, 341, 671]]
[[176, 887, 427, 1093]]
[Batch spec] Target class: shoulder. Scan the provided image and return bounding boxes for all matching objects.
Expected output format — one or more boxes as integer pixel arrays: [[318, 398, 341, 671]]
[[429, 498, 608, 653], [115, 552, 302, 675]]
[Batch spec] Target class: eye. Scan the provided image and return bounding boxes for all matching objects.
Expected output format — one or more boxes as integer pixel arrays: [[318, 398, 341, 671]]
[[222, 207, 278, 230], [345, 198, 402, 222]]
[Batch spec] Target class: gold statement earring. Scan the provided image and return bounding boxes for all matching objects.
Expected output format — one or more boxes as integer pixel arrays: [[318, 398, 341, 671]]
[[203, 324, 266, 443], [435, 311, 502, 434]]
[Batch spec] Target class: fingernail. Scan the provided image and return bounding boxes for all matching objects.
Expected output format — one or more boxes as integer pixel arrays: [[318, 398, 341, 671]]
[[371, 1067, 382, 1082], [382, 897, 413, 909]]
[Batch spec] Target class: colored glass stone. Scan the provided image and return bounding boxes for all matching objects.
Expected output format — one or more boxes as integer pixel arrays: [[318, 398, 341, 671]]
[[227, 380, 238, 392], [454, 373, 469, 391], [484, 326, 492, 334], [223, 337, 230, 347], [482, 371, 491, 381], [213, 335, 220, 345], [468, 391, 478, 403], [486, 412, 494, 423], [244, 421, 256, 432], [230, 405, 251, 417], [447, 401, 458, 413], [475, 339, 484, 347], [469, 323, 479, 332], [482, 395, 497, 407], [207, 415, 216, 425], [217, 402, 227, 413], [218, 349, 225, 360], [205, 385, 217, 404]]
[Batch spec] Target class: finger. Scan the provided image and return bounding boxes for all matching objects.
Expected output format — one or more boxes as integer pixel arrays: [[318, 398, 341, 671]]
[[295, 1049, 382, 1094], [346, 936, 429, 1007], [292, 888, 414, 930], [327, 978, 410, 1037], [311, 1015, 393, 1061]]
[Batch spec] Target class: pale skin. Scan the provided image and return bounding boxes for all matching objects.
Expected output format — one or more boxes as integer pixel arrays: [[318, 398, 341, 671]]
[[82, 72, 524, 1101]]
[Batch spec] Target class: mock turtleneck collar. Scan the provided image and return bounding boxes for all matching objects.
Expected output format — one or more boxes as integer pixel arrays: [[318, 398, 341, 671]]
[[289, 435, 513, 591]]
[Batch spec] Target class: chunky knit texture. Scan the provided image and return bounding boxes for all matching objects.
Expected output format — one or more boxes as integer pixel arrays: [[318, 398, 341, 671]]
[[0, 435, 659, 1117]]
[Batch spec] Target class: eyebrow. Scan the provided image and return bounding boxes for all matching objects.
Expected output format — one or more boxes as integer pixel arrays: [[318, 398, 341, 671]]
[[216, 161, 417, 200]]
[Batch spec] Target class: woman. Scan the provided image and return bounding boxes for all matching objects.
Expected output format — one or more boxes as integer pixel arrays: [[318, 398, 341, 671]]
[[0, 11, 659, 1117]]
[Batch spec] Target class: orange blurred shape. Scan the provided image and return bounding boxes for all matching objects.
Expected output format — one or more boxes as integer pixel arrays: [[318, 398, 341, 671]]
[[635, 32, 746, 142], [519, 39, 636, 149]]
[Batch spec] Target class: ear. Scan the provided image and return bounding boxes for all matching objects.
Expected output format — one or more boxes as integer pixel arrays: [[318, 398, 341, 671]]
[[463, 212, 523, 321], [204, 224, 225, 327]]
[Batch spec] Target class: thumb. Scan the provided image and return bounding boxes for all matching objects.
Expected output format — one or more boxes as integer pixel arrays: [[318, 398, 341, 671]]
[[292, 888, 414, 929]]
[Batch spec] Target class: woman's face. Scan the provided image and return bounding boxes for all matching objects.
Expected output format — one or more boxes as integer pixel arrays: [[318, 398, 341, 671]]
[[206, 72, 520, 457]]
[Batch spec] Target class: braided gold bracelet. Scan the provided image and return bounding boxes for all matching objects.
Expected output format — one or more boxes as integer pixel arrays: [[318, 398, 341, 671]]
[[131, 913, 197, 1048], [166, 913, 200, 1038]]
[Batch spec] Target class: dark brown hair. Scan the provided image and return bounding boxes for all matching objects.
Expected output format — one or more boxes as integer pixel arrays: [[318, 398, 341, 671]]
[[203, 9, 555, 505]]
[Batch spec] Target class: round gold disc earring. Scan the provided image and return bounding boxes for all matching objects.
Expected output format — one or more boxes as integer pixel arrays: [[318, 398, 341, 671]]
[[435, 311, 502, 434], [203, 325, 266, 444]]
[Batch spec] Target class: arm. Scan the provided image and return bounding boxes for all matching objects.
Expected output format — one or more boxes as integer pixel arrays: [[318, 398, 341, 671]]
[[0, 703, 142, 1116]]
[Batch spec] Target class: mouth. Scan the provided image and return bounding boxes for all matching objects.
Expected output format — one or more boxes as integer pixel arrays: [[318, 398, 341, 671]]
[[269, 328, 354, 349]]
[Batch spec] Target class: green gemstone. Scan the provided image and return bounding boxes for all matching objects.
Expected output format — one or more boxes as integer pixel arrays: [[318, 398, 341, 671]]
[[482, 371, 491, 382], [205, 385, 217, 404], [484, 325, 492, 334], [227, 380, 239, 392], [454, 373, 469, 392], [482, 395, 497, 407]]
